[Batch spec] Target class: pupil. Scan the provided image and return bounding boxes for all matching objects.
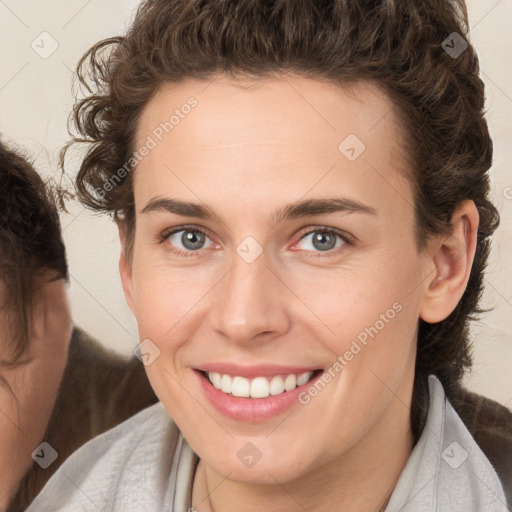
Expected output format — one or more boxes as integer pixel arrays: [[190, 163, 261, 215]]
[[183, 231, 204, 250], [313, 232, 335, 251]]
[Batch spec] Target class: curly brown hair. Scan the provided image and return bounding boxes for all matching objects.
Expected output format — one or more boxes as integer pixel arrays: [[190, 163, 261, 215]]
[[65, 0, 499, 441], [0, 140, 68, 364]]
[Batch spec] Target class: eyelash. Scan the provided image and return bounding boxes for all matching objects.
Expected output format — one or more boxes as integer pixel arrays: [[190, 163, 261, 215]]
[[157, 224, 353, 258]]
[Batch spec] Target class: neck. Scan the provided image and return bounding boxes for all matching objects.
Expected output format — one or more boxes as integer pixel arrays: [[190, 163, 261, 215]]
[[192, 382, 414, 512]]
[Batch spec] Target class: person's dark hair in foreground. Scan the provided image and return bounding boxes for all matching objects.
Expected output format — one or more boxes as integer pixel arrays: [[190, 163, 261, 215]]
[[0, 142, 68, 363], [0, 139, 157, 512], [24, 1, 512, 511]]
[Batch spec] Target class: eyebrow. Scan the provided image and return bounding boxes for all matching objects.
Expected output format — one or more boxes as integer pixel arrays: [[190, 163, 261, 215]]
[[140, 197, 377, 224]]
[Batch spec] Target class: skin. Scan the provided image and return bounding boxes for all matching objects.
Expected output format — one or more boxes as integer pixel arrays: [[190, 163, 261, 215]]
[[0, 272, 72, 510], [119, 75, 479, 512]]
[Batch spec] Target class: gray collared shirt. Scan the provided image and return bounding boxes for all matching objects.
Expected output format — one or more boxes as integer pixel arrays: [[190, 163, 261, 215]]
[[26, 375, 508, 511], [385, 375, 508, 511]]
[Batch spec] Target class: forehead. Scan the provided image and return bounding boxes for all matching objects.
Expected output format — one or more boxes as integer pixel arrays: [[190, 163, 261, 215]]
[[135, 75, 404, 150], [132, 75, 412, 218]]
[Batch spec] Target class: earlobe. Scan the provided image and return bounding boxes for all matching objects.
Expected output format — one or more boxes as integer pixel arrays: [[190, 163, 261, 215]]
[[419, 200, 479, 324], [117, 221, 136, 315]]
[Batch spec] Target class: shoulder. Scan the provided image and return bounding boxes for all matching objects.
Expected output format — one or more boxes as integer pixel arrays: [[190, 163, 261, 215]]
[[26, 402, 179, 512], [12, 327, 158, 510], [44, 326, 158, 464], [62, 326, 158, 427], [388, 376, 509, 511], [447, 384, 512, 508], [66, 325, 133, 370]]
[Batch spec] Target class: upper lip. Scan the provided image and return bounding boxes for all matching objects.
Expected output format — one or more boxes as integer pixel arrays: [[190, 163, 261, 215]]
[[195, 363, 321, 379]]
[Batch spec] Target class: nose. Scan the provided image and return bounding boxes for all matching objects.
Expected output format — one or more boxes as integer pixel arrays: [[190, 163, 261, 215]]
[[210, 248, 291, 346]]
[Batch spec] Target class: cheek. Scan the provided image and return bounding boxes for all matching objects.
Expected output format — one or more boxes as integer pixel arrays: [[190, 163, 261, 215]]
[[130, 266, 209, 398], [0, 359, 64, 448], [292, 250, 423, 398], [23, 364, 62, 426], [292, 256, 420, 342], [130, 241, 207, 337], [132, 265, 209, 343]]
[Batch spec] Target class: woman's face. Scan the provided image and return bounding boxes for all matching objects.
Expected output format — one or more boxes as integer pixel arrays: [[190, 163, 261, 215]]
[[121, 75, 437, 483], [0, 272, 71, 507]]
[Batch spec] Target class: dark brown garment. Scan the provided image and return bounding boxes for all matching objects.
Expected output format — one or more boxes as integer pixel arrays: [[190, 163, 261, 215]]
[[7, 326, 157, 512], [450, 386, 512, 510]]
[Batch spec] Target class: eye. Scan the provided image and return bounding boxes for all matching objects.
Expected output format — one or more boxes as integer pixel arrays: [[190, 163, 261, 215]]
[[158, 225, 351, 258], [160, 226, 217, 255], [292, 228, 349, 257]]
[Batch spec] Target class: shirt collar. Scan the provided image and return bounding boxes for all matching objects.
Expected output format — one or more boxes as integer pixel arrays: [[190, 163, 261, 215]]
[[177, 375, 508, 511], [384, 375, 508, 512]]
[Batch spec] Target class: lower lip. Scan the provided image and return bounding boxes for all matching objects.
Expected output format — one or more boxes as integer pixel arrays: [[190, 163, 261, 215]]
[[195, 370, 322, 422]]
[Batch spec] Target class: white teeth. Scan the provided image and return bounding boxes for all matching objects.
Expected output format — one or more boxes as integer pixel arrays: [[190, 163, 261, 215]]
[[209, 372, 222, 389], [221, 374, 232, 394], [251, 377, 270, 398], [207, 371, 315, 399], [269, 376, 285, 396], [297, 372, 311, 386], [284, 374, 297, 391], [231, 376, 250, 397]]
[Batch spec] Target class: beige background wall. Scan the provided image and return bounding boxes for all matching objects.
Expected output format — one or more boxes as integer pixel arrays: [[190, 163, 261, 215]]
[[0, 0, 510, 405]]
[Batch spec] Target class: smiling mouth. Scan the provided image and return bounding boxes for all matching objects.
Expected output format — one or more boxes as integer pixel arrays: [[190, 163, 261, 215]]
[[199, 369, 323, 399]]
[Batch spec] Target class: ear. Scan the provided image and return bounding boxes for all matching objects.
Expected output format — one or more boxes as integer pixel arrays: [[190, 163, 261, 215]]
[[117, 220, 136, 315], [419, 200, 479, 324]]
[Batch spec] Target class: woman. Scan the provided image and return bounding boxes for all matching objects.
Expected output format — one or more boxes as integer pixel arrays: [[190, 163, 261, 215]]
[[27, 0, 512, 510], [0, 140, 157, 512]]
